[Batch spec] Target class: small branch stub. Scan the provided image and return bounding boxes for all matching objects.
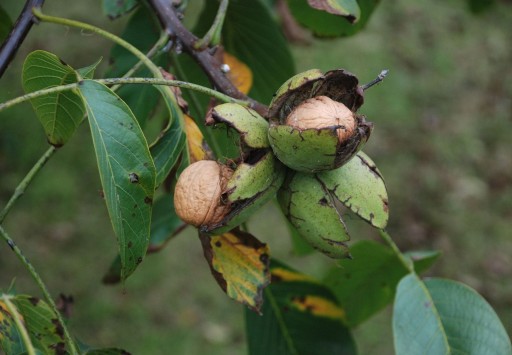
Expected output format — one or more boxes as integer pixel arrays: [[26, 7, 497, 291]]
[[361, 69, 389, 91]]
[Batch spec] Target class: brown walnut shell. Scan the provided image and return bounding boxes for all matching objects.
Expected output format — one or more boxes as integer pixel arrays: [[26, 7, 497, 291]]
[[285, 95, 356, 142], [174, 160, 233, 227]]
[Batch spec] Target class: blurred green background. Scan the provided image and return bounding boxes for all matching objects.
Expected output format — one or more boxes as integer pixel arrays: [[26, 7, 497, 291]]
[[1, 0, 511, 354]]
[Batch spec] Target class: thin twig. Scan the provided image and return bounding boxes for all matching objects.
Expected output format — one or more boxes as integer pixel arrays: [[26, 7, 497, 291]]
[[0, 0, 45, 77], [379, 229, 414, 272], [0, 146, 56, 224], [0, 225, 78, 354], [32, 8, 161, 79], [194, 0, 229, 49], [361, 69, 389, 91], [0, 77, 250, 113]]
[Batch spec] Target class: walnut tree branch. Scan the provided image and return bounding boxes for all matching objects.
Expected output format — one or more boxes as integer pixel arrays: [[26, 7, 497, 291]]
[[0, 0, 45, 78], [146, 0, 268, 116]]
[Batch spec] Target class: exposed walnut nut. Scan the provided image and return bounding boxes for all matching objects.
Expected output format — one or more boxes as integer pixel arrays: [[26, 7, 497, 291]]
[[174, 160, 233, 227], [285, 95, 356, 142]]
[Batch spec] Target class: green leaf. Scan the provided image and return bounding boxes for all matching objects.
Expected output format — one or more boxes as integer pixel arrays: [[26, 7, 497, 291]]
[[393, 274, 512, 355], [245, 261, 356, 354], [106, 5, 167, 128], [107, 5, 185, 182], [323, 240, 439, 327], [405, 249, 441, 273], [77, 57, 102, 79], [317, 152, 389, 229], [79, 80, 156, 281], [199, 230, 271, 312], [196, 0, 295, 103], [22, 50, 85, 146], [149, 112, 186, 188], [102, 0, 138, 19], [0, 5, 12, 42], [288, 0, 380, 37], [306, 0, 360, 21]]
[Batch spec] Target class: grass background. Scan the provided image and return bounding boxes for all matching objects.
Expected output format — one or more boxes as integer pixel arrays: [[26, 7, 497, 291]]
[[1, 0, 512, 353]]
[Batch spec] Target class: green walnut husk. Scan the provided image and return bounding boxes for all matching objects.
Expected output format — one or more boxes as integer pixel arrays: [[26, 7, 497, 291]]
[[175, 103, 284, 234], [278, 171, 351, 258], [207, 103, 269, 149], [267, 69, 372, 172], [204, 151, 285, 234], [278, 152, 389, 258]]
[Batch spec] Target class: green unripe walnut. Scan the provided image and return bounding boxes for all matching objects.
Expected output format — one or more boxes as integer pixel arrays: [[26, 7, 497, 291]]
[[267, 69, 372, 173]]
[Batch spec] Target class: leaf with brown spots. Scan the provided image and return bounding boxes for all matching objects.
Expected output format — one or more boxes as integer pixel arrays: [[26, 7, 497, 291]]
[[245, 260, 356, 354], [79, 80, 156, 281], [199, 229, 270, 312], [0, 299, 25, 354], [222, 52, 253, 94], [0, 294, 67, 354]]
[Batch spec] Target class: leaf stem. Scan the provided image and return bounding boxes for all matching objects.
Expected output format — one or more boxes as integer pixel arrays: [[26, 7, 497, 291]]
[[0, 146, 56, 224], [100, 78, 247, 105], [378, 229, 414, 272], [0, 226, 78, 354], [32, 8, 161, 79], [2, 295, 37, 355], [0, 78, 249, 113], [194, 0, 229, 49]]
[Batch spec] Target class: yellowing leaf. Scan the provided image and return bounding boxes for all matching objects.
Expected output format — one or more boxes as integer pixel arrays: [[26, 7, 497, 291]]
[[184, 114, 212, 163], [271, 267, 316, 283], [246, 260, 356, 353], [0, 299, 24, 352], [199, 230, 270, 312], [291, 295, 346, 321], [223, 52, 253, 94]]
